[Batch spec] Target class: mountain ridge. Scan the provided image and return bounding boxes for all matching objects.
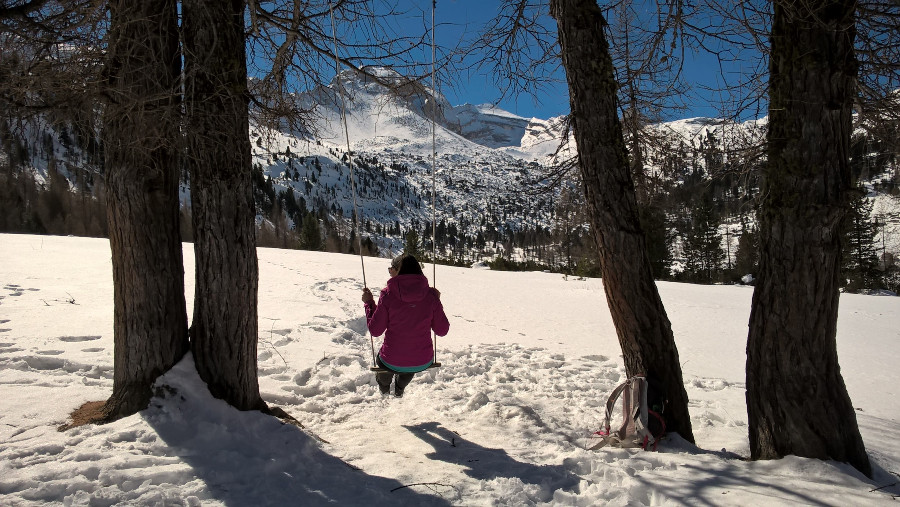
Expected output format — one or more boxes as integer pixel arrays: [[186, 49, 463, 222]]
[[3, 65, 897, 281]]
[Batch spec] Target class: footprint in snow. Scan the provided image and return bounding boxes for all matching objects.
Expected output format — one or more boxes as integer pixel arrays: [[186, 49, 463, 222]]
[[690, 378, 735, 391], [59, 335, 102, 342]]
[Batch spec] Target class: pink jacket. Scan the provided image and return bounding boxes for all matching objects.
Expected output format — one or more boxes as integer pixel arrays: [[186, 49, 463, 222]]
[[364, 274, 450, 369]]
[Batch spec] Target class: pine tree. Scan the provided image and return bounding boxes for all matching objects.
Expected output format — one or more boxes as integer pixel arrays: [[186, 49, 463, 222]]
[[299, 211, 323, 251], [683, 194, 724, 283], [362, 237, 379, 257], [842, 186, 880, 292], [404, 228, 423, 259], [734, 217, 759, 281], [638, 202, 672, 279]]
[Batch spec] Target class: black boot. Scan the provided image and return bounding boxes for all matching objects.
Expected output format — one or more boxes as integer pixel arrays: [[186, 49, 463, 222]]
[[376, 372, 393, 395], [394, 372, 414, 398]]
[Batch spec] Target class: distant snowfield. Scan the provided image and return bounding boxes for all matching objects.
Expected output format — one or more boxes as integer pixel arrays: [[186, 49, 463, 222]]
[[1, 233, 898, 506]]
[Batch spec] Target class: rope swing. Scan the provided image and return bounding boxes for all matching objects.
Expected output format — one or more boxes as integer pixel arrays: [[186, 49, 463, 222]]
[[329, 4, 374, 366], [329, 2, 441, 373], [429, 0, 439, 368]]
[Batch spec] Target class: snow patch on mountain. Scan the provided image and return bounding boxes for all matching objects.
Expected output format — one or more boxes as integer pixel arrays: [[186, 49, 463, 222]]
[[299, 67, 561, 158], [448, 103, 530, 149]]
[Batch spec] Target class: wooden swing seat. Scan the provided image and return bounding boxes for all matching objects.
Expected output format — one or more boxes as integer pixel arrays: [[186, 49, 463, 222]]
[[370, 362, 441, 373]]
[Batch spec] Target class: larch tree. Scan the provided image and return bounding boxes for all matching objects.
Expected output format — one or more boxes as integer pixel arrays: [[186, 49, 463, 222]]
[[178, 0, 435, 411], [183, 0, 265, 411], [854, 0, 900, 153], [101, 0, 190, 419], [605, 0, 690, 205], [746, 0, 871, 477], [4, 0, 436, 420], [180, 0, 430, 411], [2, 0, 192, 422], [549, 0, 694, 442]]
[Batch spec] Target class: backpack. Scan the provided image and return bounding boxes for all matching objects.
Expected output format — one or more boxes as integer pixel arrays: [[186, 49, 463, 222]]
[[588, 374, 667, 451]]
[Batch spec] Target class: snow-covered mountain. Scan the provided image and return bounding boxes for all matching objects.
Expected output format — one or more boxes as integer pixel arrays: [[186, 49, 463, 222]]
[[448, 103, 531, 149], [294, 66, 559, 160], [254, 67, 788, 260], [3, 65, 898, 275], [251, 66, 567, 257]]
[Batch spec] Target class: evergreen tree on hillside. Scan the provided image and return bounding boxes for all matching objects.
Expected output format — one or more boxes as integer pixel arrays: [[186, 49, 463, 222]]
[[683, 193, 724, 283], [361, 236, 379, 257], [734, 217, 759, 281], [299, 211, 323, 251], [842, 186, 881, 292], [250, 165, 275, 216], [638, 202, 672, 279], [404, 228, 423, 259]]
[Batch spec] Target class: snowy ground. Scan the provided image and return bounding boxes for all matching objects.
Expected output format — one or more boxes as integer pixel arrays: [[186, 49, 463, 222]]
[[1, 233, 899, 506]]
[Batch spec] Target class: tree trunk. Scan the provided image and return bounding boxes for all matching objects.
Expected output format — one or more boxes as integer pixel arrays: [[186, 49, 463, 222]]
[[550, 0, 694, 443], [747, 0, 870, 477], [183, 0, 265, 411], [102, 0, 189, 420]]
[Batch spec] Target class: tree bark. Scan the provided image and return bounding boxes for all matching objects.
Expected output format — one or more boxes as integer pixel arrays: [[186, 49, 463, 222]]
[[183, 0, 265, 411], [747, 0, 870, 477], [102, 0, 189, 420], [550, 0, 694, 443]]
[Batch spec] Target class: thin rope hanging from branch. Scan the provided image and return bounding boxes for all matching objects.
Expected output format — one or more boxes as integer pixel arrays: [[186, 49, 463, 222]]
[[330, 4, 374, 368], [329, 5, 366, 288], [430, 0, 439, 366], [431, 0, 437, 285]]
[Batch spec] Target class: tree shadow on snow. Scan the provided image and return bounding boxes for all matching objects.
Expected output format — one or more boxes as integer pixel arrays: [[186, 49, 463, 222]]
[[636, 434, 898, 506], [868, 455, 900, 499], [404, 421, 581, 501], [141, 385, 452, 506]]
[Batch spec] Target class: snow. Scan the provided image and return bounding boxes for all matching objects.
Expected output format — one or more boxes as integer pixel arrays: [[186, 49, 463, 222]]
[[2, 233, 899, 506], [450, 103, 531, 149]]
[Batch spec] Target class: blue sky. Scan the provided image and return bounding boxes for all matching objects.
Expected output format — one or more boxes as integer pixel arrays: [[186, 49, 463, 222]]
[[390, 1, 765, 122], [395, 1, 569, 119], [422, 1, 571, 119]]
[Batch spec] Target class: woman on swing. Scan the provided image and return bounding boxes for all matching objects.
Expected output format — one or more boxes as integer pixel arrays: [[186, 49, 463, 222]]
[[361, 253, 449, 397]]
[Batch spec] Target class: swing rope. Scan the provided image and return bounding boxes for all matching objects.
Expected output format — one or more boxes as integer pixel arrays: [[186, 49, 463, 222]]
[[430, 0, 438, 367], [329, 4, 375, 367], [331, 2, 441, 373]]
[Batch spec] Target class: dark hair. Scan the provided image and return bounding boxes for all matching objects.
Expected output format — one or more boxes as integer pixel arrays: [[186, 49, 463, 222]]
[[392, 253, 424, 276]]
